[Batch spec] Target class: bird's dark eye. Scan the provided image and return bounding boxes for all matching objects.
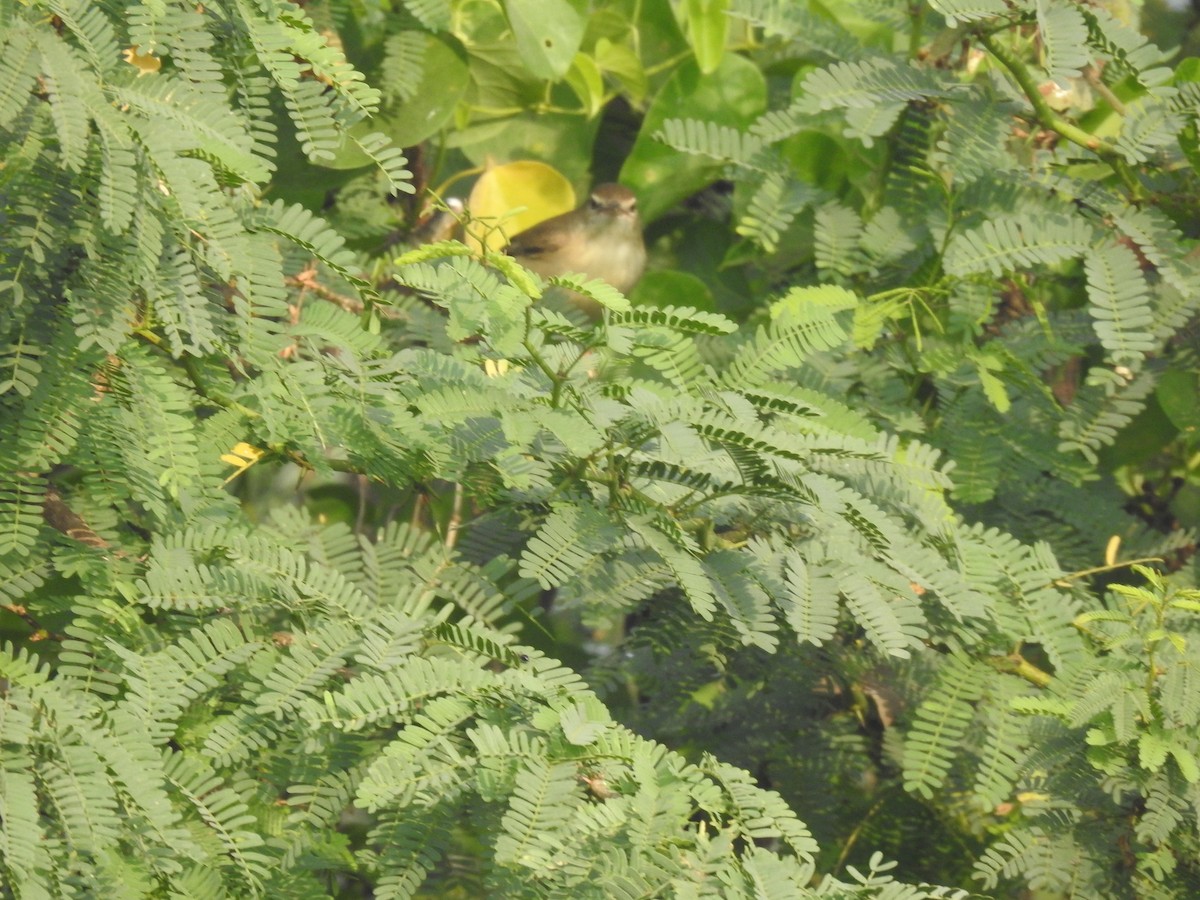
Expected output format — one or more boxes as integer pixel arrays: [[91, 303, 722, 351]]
[[588, 196, 603, 211]]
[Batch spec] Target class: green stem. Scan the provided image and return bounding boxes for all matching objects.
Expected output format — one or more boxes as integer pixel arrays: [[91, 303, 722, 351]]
[[977, 31, 1143, 199], [833, 797, 888, 876], [988, 653, 1052, 688], [643, 50, 693, 77], [135, 329, 367, 477], [135, 329, 259, 419], [907, 2, 924, 60], [523, 338, 564, 404], [1049, 556, 1164, 588]]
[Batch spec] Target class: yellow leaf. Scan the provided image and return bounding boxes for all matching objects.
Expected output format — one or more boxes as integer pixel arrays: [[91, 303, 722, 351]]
[[122, 46, 161, 77], [221, 442, 264, 484], [465, 161, 575, 254]]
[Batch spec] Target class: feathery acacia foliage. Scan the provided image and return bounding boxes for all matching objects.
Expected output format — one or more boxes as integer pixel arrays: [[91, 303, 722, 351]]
[[2, 0, 1200, 897]]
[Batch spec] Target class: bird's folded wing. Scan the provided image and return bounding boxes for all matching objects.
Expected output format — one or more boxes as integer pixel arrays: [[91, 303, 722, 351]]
[[504, 216, 571, 260]]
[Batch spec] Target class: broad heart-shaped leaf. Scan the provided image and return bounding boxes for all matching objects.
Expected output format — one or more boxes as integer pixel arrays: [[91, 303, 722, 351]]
[[620, 55, 767, 223], [449, 110, 601, 189], [1156, 369, 1200, 434], [680, 0, 730, 75], [631, 270, 716, 312], [504, 0, 587, 81]]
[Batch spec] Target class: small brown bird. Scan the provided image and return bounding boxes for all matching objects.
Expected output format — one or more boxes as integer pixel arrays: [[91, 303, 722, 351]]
[[504, 183, 646, 297]]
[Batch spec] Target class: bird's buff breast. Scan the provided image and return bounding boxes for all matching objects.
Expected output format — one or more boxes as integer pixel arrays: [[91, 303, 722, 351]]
[[572, 224, 646, 295]]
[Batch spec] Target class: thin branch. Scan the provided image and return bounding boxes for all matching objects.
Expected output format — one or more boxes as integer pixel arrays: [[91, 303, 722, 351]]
[[1084, 65, 1127, 115], [1049, 556, 1164, 588], [2, 604, 64, 642], [285, 271, 405, 319], [444, 482, 464, 553]]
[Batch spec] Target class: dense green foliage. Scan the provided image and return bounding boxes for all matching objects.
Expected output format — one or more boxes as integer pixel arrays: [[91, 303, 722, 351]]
[[2, 0, 1200, 896]]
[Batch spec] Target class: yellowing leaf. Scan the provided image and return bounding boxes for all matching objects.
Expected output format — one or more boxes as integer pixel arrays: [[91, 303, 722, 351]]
[[485, 251, 544, 299], [221, 441, 264, 484], [465, 161, 575, 254], [122, 46, 161, 76], [976, 366, 1011, 413]]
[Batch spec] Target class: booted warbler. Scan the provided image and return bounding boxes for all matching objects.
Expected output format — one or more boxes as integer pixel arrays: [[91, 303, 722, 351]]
[[504, 183, 646, 299]]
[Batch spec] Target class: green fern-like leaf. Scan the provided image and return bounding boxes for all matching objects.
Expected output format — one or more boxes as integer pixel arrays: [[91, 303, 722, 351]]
[[703, 549, 779, 651], [368, 805, 457, 899], [1136, 772, 1187, 845], [0, 473, 45, 557], [973, 691, 1030, 810], [903, 655, 986, 797], [493, 759, 582, 870], [379, 30, 426, 104], [844, 101, 907, 146], [628, 517, 718, 622], [773, 546, 840, 646], [927, 0, 1008, 27], [972, 827, 1050, 891], [1057, 371, 1156, 463], [610, 305, 737, 336], [1084, 240, 1156, 366], [1115, 98, 1182, 165], [354, 696, 477, 813], [518, 504, 623, 590], [0, 760, 43, 893], [736, 171, 822, 252], [325, 657, 490, 733], [722, 291, 850, 387], [1081, 5, 1174, 86], [116, 74, 269, 184], [164, 752, 272, 890], [101, 374, 193, 521], [1037, 0, 1091, 81], [839, 570, 927, 658], [1159, 663, 1200, 729], [629, 326, 707, 388], [36, 31, 98, 172], [398, 0, 452, 30], [702, 756, 820, 859], [944, 213, 1095, 277], [656, 118, 765, 165], [41, 739, 121, 855], [931, 89, 1018, 182], [815, 201, 867, 278], [799, 56, 950, 110], [347, 130, 414, 195], [549, 273, 632, 313], [117, 618, 263, 743], [0, 24, 39, 129], [730, 1, 859, 59], [253, 621, 360, 719]]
